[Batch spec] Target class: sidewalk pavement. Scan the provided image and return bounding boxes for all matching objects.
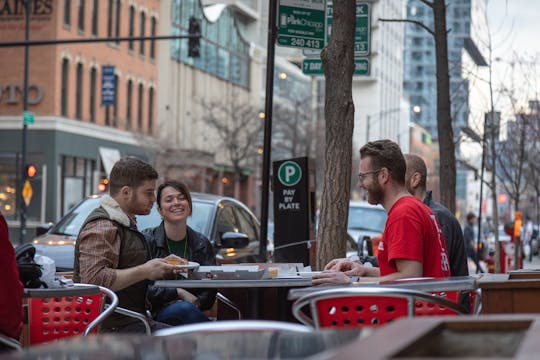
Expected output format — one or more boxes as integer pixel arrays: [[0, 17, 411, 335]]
[[523, 253, 540, 269]]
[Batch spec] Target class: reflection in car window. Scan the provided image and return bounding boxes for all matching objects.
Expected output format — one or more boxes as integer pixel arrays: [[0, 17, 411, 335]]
[[54, 197, 100, 236], [347, 207, 387, 233], [187, 202, 213, 235], [236, 207, 259, 242], [215, 203, 237, 242]]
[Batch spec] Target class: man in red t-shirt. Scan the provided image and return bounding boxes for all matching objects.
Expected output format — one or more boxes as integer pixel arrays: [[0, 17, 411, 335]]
[[314, 140, 450, 285], [0, 212, 24, 345]]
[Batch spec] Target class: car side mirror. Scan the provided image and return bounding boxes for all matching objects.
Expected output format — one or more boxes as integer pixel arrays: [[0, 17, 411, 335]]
[[36, 223, 53, 236], [221, 232, 249, 249]]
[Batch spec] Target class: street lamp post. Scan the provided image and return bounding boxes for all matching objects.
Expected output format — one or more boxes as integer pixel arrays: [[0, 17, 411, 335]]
[[365, 107, 407, 144]]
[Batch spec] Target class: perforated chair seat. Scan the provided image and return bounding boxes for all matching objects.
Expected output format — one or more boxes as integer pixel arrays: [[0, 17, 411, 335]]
[[24, 284, 118, 346], [293, 286, 469, 329]]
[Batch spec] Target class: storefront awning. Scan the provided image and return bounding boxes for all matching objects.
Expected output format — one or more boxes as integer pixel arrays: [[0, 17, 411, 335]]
[[99, 147, 121, 177]]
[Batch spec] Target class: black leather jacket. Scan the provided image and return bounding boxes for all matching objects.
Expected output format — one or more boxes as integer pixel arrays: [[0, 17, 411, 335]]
[[143, 222, 217, 311]]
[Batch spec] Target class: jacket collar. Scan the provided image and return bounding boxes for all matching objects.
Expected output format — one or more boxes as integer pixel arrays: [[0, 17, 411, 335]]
[[100, 195, 132, 227]]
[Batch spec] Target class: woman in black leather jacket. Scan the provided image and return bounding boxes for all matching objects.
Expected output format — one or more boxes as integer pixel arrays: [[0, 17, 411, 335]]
[[143, 180, 217, 325]]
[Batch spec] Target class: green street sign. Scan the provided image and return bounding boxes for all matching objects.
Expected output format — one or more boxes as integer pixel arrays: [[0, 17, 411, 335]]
[[23, 111, 34, 125], [302, 58, 324, 75], [278, 161, 302, 186], [326, 1, 370, 56], [277, 0, 326, 50], [302, 58, 370, 76]]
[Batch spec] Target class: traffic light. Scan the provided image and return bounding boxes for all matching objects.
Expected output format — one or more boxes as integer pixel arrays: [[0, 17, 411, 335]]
[[188, 16, 201, 58], [97, 178, 109, 193], [26, 164, 38, 179]]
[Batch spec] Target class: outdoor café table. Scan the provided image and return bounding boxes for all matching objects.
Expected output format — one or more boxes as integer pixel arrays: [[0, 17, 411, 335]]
[[3, 327, 366, 359], [154, 277, 313, 321], [287, 276, 479, 301]]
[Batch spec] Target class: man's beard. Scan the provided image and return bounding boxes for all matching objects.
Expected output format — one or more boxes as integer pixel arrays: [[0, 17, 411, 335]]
[[367, 183, 384, 205]]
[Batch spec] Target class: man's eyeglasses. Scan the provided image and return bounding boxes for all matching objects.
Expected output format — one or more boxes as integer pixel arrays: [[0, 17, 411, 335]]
[[357, 169, 381, 182]]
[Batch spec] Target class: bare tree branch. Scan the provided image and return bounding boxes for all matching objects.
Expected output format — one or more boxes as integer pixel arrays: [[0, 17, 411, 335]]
[[379, 18, 435, 36]]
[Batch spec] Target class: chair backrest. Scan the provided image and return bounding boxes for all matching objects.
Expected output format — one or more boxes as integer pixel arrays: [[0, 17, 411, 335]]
[[24, 284, 118, 345], [154, 320, 311, 337], [292, 286, 469, 329]]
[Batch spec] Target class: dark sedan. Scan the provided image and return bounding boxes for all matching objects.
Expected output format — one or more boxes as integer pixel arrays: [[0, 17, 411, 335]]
[[32, 193, 264, 271]]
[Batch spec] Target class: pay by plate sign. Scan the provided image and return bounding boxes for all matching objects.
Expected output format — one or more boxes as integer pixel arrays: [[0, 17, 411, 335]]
[[277, 0, 325, 50]]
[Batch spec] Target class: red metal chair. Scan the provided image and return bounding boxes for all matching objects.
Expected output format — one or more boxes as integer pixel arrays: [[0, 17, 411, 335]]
[[23, 284, 119, 346], [292, 286, 469, 329]]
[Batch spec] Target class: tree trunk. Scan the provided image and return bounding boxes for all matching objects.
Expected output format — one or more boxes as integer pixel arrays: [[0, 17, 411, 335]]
[[433, 0, 456, 213], [316, 0, 356, 270]]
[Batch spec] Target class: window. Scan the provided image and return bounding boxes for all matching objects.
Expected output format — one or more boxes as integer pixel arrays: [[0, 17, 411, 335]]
[[75, 63, 83, 120], [113, 74, 119, 127], [148, 87, 154, 134], [137, 83, 143, 131], [63, 0, 71, 26], [77, 0, 85, 31], [126, 80, 133, 129], [139, 11, 146, 55], [61, 59, 69, 116], [150, 16, 157, 59], [89, 67, 96, 122], [107, 0, 113, 38], [61, 156, 95, 216], [91, 0, 98, 35], [115, 0, 121, 44], [128, 6, 135, 51]]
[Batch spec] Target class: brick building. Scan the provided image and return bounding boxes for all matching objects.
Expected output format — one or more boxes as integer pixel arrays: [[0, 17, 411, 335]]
[[0, 1, 159, 242]]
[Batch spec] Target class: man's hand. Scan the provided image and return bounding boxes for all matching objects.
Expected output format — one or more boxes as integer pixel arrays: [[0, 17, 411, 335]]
[[143, 258, 177, 280], [177, 288, 199, 305], [325, 259, 364, 273], [312, 270, 351, 285]]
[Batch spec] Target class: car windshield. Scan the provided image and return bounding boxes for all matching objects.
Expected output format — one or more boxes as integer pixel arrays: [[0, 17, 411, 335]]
[[347, 206, 387, 233], [52, 197, 215, 237]]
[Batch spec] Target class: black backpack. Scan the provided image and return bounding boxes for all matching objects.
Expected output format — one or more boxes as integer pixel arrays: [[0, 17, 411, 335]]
[[15, 243, 46, 288]]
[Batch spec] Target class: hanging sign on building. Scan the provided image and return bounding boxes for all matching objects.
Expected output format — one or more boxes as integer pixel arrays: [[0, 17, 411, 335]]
[[101, 65, 116, 106]]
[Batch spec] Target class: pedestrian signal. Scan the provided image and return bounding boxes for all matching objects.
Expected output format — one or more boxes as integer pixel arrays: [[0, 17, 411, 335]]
[[26, 164, 38, 178]]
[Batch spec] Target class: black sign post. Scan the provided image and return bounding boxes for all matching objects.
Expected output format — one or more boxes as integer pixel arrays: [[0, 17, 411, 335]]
[[272, 157, 316, 265]]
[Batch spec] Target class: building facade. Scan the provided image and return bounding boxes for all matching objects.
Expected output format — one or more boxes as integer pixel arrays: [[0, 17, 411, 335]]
[[0, 1, 159, 242]]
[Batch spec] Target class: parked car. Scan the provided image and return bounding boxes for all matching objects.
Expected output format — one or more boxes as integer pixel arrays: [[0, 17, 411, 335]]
[[346, 200, 387, 258], [32, 193, 265, 271]]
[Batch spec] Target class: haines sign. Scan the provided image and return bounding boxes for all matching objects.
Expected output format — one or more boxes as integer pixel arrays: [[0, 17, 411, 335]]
[[0, 0, 53, 20]]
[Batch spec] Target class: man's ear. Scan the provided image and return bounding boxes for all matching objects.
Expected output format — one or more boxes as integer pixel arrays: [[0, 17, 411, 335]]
[[410, 172, 421, 188], [120, 185, 132, 198]]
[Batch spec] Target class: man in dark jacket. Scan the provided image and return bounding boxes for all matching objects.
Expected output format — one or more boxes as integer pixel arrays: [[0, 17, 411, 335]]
[[74, 157, 178, 333], [404, 154, 469, 277]]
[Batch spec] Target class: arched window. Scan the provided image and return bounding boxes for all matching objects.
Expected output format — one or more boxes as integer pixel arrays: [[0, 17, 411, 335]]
[[150, 16, 157, 59], [89, 67, 96, 122], [137, 83, 143, 131], [148, 87, 154, 134], [128, 6, 135, 51], [61, 58, 69, 117], [139, 11, 146, 56], [126, 80, 133, 130], [75, 63, 83, 120]]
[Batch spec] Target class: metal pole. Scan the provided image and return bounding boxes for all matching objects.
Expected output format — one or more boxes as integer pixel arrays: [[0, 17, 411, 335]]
[[259, 0, 277, 262], [19, 0, 31, 243], [476, 113, 488, 273]]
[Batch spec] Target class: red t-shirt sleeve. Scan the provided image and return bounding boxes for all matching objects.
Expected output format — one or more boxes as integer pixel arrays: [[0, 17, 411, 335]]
[[385, 211, 424, 267]]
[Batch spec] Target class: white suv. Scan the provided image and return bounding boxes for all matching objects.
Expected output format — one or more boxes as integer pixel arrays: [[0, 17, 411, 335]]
[[346, 200, 387, 257]]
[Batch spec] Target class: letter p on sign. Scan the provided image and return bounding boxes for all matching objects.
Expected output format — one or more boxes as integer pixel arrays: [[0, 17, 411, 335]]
[[278, 161, 302, 186]]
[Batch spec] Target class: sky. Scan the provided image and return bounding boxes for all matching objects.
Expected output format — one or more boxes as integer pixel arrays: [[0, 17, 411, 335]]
[[486, 0, 539, 113], [487, 0, 540, 58]]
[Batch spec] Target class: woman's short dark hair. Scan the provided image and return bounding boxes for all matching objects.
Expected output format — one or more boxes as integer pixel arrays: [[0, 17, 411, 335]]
[[156, 180, 193, 214], [108, 157, 158, 196], [360, 139, 406, 184]]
